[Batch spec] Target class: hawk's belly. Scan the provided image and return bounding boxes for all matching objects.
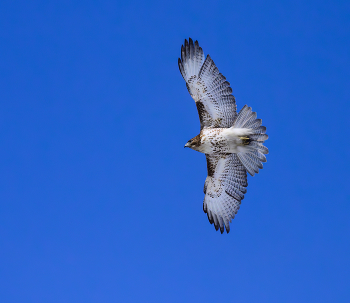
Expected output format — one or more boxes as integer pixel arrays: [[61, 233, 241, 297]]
[[197, 128, 253, 154]]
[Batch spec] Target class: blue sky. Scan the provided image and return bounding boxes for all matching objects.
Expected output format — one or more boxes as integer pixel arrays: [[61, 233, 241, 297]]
[[0, 0, 349, 302]]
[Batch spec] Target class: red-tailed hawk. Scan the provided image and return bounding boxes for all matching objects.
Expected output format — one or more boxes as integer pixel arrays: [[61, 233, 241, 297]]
[[179, 38, 269, 233]]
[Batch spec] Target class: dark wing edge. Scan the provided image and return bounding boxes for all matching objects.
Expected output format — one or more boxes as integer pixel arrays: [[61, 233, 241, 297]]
[[203, 154, 248, 233], [178, 38, 237, 129]]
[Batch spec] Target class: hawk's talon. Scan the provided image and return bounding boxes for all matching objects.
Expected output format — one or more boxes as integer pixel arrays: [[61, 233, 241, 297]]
[[240, 136, 251, 145]]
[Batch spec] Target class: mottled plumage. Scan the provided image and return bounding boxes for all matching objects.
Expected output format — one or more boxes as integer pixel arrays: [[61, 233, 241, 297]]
[[179, 38, 269, 233]]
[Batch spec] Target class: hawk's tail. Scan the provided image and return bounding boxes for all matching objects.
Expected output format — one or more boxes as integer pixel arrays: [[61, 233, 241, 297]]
[[233, 105, 269, 176], [178, 38, 205, 82]]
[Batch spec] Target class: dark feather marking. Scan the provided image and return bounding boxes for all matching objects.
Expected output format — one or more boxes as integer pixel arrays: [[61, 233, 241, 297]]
[[195, 101, 209, 128], [225, 189, 239, 200], [206, 156, 216, 177], [207, 212, 213, 224]]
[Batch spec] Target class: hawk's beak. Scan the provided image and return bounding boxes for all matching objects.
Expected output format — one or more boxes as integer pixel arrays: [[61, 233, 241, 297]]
[[184, 142, 190, 148]]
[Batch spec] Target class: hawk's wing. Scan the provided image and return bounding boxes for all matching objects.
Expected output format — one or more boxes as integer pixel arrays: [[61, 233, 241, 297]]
[[178, 38, 237, 129], [203, 153, 248, 233]]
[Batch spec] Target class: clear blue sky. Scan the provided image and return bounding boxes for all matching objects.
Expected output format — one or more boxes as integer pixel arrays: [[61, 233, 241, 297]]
[[1, 0, 349, 302]]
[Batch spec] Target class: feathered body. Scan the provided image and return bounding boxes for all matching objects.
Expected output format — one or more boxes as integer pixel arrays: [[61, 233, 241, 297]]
[[179, 38, 269, 233], [186, 127, 260, 154]]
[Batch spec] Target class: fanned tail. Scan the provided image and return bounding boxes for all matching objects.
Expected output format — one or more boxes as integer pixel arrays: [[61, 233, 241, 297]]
[[233, 105, 269, 176]]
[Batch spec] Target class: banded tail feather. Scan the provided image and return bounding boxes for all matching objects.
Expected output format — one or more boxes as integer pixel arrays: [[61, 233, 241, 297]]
[[233, 105, 269, 176]]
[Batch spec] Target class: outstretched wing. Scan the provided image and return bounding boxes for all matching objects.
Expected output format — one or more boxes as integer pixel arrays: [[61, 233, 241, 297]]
[[178, 38, 237, 129], [203, 154, 248, 233]]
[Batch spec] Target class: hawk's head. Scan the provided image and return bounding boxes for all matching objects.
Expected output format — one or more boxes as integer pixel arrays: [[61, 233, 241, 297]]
[[184, 134, 201, 150]]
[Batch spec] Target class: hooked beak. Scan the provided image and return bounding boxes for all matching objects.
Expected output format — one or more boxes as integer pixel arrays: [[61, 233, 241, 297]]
[[184, 142, 190, 148]]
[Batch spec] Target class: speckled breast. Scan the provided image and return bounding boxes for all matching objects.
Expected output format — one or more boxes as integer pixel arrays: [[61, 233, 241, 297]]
[[198, 128, 231, 154]]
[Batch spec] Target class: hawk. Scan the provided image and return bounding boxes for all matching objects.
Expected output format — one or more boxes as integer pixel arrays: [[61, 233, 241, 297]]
[[178, 38, 269, 233]]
